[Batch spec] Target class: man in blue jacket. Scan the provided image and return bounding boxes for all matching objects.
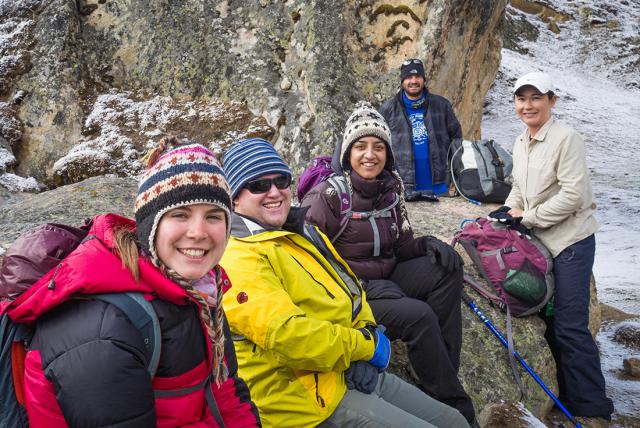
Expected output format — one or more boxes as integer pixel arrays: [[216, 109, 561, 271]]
[[380, 59, 462, 200]]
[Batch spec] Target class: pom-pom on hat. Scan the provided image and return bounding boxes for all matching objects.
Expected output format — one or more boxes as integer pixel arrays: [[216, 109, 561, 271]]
[[340, 101, 394, 171], [135, 139, 231, 263], [222, 138, 292, 199]]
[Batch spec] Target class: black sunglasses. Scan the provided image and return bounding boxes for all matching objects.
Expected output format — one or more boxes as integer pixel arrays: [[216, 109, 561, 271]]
[[244, 175, 291, 194], [402, 58, 422, 66]]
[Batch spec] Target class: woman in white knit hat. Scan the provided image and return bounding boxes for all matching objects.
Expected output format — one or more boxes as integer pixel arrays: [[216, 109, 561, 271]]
[[302, 101, 475, 425]]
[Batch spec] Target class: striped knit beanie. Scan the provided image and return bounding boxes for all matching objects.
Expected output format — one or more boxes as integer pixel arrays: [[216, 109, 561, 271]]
[[222, 138, 292, 199], [135, 143, 232, 262], [341, 101, 394, 171]]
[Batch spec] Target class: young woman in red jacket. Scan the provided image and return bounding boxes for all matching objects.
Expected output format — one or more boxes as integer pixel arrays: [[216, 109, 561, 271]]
[[8, 137, 260, 427]]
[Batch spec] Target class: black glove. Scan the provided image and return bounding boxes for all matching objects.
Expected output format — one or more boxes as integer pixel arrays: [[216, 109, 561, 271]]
[[344, 361, 379, 394], [488, 206, 523, 227], [512, 222, 532, 238], [488, 206, 531, 237], [405, 190, 421, 202], [488, 205, 511, 218], [405, 190, 439, 202], [421, 236, 463, 272]]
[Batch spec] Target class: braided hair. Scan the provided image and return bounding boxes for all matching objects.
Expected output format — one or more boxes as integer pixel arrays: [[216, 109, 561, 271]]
[[157, 261, 228, 386]]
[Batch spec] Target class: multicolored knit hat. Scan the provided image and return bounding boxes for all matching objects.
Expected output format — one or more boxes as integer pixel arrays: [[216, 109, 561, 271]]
[[135, 142, 232, 262], [340, 101, 394, 171], [222, 138, 292, 199]]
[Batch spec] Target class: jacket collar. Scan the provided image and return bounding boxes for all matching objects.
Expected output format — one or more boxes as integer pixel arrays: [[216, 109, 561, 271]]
[[396, 87, 430, 105], [350, 170, 397, 200], [524, 117, 555, 143], [230, 206, 309, 240]]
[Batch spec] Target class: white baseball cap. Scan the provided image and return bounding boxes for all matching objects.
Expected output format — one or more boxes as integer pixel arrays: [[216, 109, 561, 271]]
[[513, 72, 555, 94]]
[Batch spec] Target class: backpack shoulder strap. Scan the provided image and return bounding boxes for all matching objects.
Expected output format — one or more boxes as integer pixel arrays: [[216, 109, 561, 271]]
[[326, 175, 353, 243], [92, 292, 161, 377], [484, 140, 506, 181]]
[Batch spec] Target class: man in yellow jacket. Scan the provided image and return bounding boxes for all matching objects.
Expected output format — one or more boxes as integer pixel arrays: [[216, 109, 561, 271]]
[[220, 138, 468, 428]]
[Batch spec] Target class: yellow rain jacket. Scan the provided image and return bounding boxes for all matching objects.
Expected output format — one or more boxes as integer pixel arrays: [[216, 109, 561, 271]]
[[221, 212, 377, 428]]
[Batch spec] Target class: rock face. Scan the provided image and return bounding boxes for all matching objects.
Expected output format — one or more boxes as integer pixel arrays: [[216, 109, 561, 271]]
[[1, 0, 507, 186], [50, 92, 273, 186]]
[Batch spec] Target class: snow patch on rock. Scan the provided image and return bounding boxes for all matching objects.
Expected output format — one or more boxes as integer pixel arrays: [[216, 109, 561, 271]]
[[0, 172, 41, 192], [52, 91, 273, 184]]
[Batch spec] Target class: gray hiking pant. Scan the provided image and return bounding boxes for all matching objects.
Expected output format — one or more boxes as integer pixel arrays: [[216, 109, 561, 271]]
[[318, 372, 469, 428]]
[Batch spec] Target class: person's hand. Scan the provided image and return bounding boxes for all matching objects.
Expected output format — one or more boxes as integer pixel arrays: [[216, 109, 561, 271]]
[[344, 361, 379, 394], [421, 236, 463, 272], [488, 207, 531, 237], [361, 325, 391, 370], [508, 208, 524, 218]]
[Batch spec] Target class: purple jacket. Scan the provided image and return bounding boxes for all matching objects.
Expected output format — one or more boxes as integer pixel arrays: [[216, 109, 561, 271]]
[[302, 170, 424, 280]]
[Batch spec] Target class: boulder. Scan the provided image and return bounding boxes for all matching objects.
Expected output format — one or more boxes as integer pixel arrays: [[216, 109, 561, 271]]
[[50, 92, 274, 186], [623, 358, 640, 378], [0, 175, 136, 249], [478, 401, 546, 428], [613, 322, 640, 351], [0, 179, 608, 423]]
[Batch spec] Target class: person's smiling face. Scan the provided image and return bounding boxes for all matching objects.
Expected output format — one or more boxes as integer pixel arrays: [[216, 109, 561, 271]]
[[233, 173, 292, 228], [402, 74, 425, 100], [349, 136, 387, 180], [514, 86, 557, 136], [155, 204, 227, 280]]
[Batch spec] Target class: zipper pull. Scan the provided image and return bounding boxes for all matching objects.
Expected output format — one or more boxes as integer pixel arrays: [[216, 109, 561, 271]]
[[48, 263, 62, 290]]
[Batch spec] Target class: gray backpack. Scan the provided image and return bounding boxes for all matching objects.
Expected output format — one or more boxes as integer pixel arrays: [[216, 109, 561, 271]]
[[449, 139, 513, 204]]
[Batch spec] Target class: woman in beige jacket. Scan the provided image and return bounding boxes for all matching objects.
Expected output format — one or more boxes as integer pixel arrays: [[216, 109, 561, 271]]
[[495, 72, 613, 424]]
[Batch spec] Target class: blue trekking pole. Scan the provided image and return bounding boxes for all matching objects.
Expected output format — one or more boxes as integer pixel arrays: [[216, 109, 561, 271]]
[[462, 292, 582, 428]]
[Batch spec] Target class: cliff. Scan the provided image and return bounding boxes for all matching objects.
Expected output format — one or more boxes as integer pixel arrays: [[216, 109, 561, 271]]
[[1, 0, 507, 187]]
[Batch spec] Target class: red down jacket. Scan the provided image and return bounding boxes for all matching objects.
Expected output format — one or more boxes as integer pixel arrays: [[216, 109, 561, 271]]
[[6, 213, 260, 428]]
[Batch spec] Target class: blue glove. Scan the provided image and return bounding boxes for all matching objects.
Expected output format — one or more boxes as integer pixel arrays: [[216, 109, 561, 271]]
[[344, 361, 379, 394], [367, 326, 391, 370]]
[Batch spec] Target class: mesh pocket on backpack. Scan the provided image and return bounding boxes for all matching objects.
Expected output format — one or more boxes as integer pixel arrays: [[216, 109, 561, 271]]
[[502, 259, 547, 305]]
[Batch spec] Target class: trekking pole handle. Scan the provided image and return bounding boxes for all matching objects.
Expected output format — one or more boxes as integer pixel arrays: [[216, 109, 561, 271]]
[[462, 292, 582, 428]]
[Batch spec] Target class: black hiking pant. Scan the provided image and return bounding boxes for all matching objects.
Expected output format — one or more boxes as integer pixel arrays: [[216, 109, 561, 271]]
[[541, 234, 613, 419], [365, 255, 475, 422]]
